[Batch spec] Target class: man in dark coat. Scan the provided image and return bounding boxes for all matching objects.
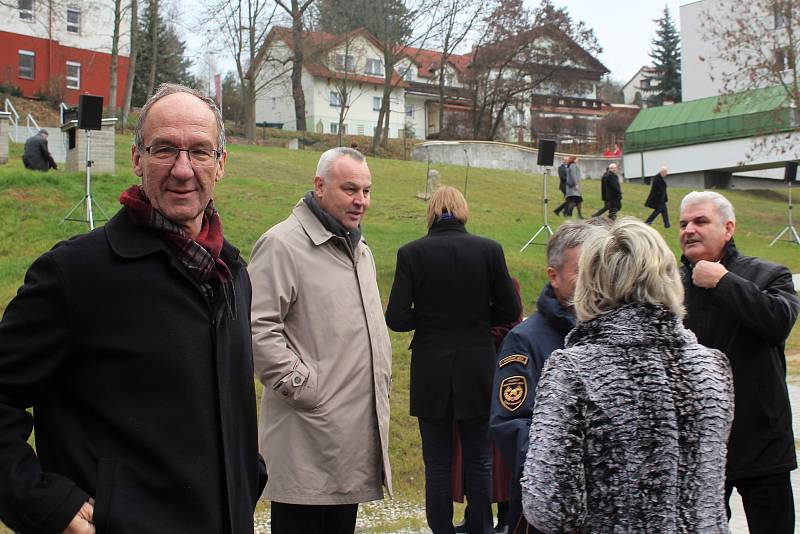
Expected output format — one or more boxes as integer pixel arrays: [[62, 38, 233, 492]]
[[644, 166, 669, 228], [592, 163, 622, 220], [490, 221, 593, 533], [679, 191, 799, 534], [386, 186, 520, 534], [0, 84, 265, 534], [553, 157, 569, 216], [22, 129, 58, 171]]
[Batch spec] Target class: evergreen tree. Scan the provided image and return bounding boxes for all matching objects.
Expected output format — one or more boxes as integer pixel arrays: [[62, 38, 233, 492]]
[[316, 0, 411, 43], [645, 5, 681, 106], [132, 5, 198, 107]]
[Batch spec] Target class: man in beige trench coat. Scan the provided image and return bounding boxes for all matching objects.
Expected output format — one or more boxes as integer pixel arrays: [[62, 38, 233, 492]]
[[249, 147, 393, 534]]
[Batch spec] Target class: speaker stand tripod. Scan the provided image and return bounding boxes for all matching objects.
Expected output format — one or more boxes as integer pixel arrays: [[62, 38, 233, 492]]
[[520, 167, 554, 252], [769, 180, 800, 247], [61, 129, 109, 230]]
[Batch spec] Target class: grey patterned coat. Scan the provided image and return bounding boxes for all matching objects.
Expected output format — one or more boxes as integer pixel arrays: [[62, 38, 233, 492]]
[[521, 304, 734, 533]]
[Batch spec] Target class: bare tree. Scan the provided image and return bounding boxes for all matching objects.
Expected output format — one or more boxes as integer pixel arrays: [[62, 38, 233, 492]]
[[700, 0, 800, 157], [200, 0, 286, 141], [273, 0, 316, 132], [145, 0, 158, 97], [120, 0, 138, 130], [108, 0, 124, 116], [432, 0, 482, 136]]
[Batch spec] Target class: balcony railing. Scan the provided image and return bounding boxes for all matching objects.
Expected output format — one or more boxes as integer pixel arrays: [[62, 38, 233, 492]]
[[532, 94, 603, 110]]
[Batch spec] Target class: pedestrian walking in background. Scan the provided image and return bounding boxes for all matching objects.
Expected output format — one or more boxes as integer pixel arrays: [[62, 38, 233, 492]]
[[564, 157, 583, 219], [592, 163, 622, 220], [644, 166, 670, 228]]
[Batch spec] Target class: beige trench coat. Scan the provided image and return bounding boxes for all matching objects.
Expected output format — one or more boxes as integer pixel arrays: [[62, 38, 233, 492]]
[[248, 199, 393, 505]]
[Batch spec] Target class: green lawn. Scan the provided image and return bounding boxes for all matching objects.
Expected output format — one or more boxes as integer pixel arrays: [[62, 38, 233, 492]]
[[0, 137, 799, 531]]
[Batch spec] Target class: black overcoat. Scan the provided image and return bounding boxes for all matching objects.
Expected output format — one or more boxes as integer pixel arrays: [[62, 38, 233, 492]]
[[682, 241, 799, 480], [0, 208, 264, 533], [644, 173, 667, 209], [385, 219, 520, 420], [22, 134, 57, 171], [600, 171, 622, 208]]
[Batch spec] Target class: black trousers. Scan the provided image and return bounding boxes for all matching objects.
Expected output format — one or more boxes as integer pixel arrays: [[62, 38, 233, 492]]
[[270, 502, 358, 534], [592, 201, 619, 220], [644, 202, 670, 228], [418, 415, 493, 534], [725, 471, 795, 534]]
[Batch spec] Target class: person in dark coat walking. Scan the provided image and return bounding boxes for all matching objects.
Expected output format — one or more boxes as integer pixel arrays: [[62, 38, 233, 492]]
[[22, 129, 58, 171], [490, 221, 594, 533], [553, 157, 569, 216], [592, 163, 622, 220], [644, 166, 670, 228], [386, 186, 520, 534], [563, 157, 583, 218], [0, 84, 265, 534], [679, 191, 799, 534]]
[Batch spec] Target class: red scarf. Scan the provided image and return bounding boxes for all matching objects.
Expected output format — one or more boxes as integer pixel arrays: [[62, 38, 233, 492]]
[[119, 185, 232, 287]]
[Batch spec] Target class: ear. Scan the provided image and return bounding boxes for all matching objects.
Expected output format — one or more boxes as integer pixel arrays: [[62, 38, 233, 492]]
[[215, 150, 228, 182], [314, 175, 324, 196], [546, 265, 559, 289], [131, 145, 143, 178], [724, 220, 735, 242]]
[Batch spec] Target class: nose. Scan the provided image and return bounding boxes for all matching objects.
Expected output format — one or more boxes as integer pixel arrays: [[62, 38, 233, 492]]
[[353, 190, 366, 206], [171, 151, 194, 180]]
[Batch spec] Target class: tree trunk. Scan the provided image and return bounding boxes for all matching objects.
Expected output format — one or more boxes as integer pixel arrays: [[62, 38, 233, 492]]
[[108, 0, 122, 117], [120, 0, 138, 131], [243, 79, 256, 142], [146, 0, 158, 97], [290, 0, 307, 131]]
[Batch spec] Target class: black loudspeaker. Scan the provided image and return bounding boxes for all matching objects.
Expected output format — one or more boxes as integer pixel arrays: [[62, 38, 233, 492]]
[[784, 161, 798, 183], [537, 139, 556, 166], [77, 94, 104, 130]]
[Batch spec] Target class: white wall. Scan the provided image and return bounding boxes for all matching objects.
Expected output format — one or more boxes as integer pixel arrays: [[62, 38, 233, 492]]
[[308, 78, 405, 137], [1, 0, 130, 55]]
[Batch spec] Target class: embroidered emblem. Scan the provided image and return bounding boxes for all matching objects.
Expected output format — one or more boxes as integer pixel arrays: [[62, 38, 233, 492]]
[[500, 376, 527, 411], [499, 354, 529, 368]]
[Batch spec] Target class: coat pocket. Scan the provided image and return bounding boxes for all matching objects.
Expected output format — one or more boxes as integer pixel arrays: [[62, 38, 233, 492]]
[[272, 358, 318, 409], [92, 457, 118, 532]]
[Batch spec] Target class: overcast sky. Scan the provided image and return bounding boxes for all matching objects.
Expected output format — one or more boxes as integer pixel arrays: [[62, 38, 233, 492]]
[[182, 0, 687, 85]]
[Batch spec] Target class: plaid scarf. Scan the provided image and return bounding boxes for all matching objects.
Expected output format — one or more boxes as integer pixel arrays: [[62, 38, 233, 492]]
[[119, 185, 232, 301]]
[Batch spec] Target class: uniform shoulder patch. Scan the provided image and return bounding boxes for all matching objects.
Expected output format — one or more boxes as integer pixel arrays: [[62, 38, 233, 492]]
[[498, 354, 529, 368], [499, 375, 528, 412]]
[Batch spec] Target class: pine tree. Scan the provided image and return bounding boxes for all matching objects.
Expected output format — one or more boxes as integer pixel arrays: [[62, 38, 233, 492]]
[[132, 5, 198, 107], [645, 5, 681, 106]]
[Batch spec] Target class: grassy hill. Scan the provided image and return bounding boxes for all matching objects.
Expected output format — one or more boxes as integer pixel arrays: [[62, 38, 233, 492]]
[[0, 137, 798, 531]]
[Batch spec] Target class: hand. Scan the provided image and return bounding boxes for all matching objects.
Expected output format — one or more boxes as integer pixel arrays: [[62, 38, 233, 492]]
[[62, 499, 95, 534], [692, 260, 728, 289]]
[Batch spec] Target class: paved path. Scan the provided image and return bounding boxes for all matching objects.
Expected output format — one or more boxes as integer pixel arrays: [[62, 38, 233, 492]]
[[727, 380, 800, 533]]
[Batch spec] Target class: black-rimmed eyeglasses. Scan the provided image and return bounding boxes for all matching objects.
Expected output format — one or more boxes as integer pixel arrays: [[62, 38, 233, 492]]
[[144, 145, 221, 166]]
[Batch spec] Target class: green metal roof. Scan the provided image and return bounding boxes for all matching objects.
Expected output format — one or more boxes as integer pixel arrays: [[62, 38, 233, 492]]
[[624, 85, 794, 152]]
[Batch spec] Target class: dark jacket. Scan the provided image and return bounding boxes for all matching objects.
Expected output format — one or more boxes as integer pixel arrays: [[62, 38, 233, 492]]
[[682, 241, 799, 480], [490, 283, 575, 532], [22, 134, 57, 171], [385, 218, 520, 420], [600, 170, 621, 207], [0, 208, 264, 533], [644, 173, 667, 209], [557, 164, 568, 196]]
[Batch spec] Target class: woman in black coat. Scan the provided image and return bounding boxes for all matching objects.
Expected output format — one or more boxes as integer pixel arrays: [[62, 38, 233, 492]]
[[386, 186, 520, 534]]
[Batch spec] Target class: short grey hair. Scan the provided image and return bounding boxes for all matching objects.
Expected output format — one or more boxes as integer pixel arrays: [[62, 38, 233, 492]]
[[547, 221, 596, 270], [134, 83, 225, 153], [574, 217, 684, 322], [680, 191, 736, 223], [315, 147, 366, 181]]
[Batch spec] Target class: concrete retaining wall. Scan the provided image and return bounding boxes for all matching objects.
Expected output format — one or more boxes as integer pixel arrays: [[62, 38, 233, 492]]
[[62, 118, 117, 174], [410, 141, 623, 180]]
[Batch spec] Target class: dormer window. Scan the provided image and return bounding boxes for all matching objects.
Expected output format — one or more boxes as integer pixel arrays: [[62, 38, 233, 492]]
[[365, 58, 383, 76], [334, 54, 356, 72]]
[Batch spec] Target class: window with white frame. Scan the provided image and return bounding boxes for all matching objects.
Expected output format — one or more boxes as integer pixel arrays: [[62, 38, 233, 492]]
[[511, 109, 525, 127], [66, 61, 80, 89], [365, 58, 383, 76], [373, 96, 382, 111], [330, 91, 342, 107], [405, 103, 414, 118], [357, 124, 364, 135], [334, 53, 356, 72], [66, 7, 80, 33], [774, 1, 787, 29], [18, 50, 34, 79], [331, 123, 347, 134], [775, 46, 795, 71], [18, 0, 33, 20], [402, 65, 413, 81]]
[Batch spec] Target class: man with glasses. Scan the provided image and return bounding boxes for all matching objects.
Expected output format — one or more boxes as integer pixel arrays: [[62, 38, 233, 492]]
[[0, 83, 265, 533]]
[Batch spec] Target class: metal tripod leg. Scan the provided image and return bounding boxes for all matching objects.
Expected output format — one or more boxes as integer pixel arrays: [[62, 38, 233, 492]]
[[770, 225, 800, 246], [521, 167, 555, 252], [520, 223, 554, 252]]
